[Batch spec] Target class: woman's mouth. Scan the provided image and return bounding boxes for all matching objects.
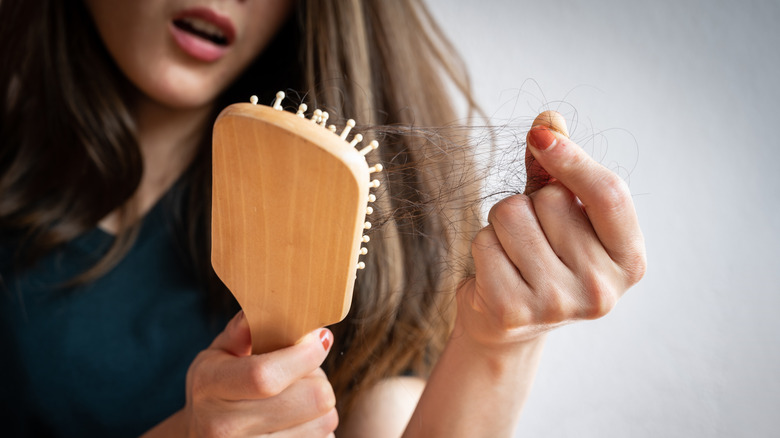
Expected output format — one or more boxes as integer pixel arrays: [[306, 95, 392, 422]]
[[173, 17, 229, 46], [170, 8, 236, 62]]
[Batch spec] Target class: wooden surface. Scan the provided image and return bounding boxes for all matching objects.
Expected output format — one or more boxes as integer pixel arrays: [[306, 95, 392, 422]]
[[212, 103, 370, 354]]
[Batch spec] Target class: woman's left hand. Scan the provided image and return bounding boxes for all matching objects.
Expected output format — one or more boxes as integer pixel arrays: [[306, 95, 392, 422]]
[[456, 121, 647, 349]]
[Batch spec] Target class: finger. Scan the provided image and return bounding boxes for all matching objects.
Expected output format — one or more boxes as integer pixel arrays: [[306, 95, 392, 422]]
[[486, 194, 564, 287], [525, 145, 554, 195], [242, 370, 336, 433], [471, 224, 528, 295], [267, 407, 339, 438], [526, 125, 644, 269], [525, 111, 569, 194], [529, 182, 601, 269], [209, 310, 253, 357], [205, 328, 333, 400], [467, 225, 540, 331]]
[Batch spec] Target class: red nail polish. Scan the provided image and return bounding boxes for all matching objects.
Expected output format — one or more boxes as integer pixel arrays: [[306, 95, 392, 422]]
[[319, 329, 331, 351], [528, 126, 558, 151]]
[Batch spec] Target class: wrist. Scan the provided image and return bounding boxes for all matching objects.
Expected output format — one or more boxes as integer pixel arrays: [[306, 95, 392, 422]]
[[407, 316, 548, 437], [140, 408, 189, 438], [448, 316, 548, 375], [452, 310, 549, 352]]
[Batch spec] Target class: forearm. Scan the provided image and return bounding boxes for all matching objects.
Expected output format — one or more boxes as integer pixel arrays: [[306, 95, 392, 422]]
[[403, 322, 546, 438]]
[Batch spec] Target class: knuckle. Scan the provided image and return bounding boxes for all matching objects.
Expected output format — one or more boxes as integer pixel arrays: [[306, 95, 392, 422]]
[[531, 182, 572, 207], [581, 272, 618, 319], [471, 226, 497, 249], [318, 407, 339, 435], [487, 195, 547, 249], [491, 195, 533, 226], [310, 366, 328, 379], [249, 358, 284, 398], [623, 249, 648, 285], [309, 378, 336, 414], [595, 173, 631, 213], [539, 287, 570, 324], [493, 292, 534, 330]]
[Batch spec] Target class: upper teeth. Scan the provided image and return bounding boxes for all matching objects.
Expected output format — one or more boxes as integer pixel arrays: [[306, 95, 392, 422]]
[[181, 17, 225, 39]]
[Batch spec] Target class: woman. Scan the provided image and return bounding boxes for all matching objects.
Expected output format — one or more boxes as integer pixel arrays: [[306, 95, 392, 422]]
[[0, 0, 646, 436]]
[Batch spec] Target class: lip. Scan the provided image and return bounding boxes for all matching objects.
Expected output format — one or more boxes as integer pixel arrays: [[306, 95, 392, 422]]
[[170, 7, 236, 62]]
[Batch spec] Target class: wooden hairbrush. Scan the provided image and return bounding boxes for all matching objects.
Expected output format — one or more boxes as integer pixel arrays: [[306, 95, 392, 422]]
[[211, 92, 381, 354]]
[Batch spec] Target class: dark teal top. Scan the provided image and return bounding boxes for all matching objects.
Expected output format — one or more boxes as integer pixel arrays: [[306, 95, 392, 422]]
[[0, 197, 233, 437]]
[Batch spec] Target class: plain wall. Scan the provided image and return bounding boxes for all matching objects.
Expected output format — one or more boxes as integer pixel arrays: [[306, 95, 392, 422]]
[[425, 0, 780, 436]]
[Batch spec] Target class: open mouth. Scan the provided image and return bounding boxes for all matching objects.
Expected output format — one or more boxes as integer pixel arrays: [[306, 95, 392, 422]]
[[170, 8, 236, 62], [173, 17, 229, 46]]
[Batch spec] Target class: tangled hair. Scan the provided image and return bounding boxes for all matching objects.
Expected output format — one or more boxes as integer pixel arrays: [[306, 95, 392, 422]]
[[0, 0, 483, 420]]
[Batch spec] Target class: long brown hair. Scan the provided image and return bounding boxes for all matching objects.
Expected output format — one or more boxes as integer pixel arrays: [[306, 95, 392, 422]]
[[0, 0, 482, 419]]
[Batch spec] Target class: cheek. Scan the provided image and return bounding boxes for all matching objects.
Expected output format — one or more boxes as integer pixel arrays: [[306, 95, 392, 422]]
[[85, 2, 204, 107], [100, 23, 234, 109]]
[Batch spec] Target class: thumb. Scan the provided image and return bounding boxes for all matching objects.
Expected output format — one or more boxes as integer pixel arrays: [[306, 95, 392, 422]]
[[524, 110, 569, 194], [209, 310, 253, 357]]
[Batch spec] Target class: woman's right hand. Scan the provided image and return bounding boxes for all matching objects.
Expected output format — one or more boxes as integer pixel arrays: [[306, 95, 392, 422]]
[[183, 311, 338, 437]]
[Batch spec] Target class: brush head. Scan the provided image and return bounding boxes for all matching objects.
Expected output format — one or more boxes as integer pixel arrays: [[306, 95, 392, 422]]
[[211, 95, 380, 354]]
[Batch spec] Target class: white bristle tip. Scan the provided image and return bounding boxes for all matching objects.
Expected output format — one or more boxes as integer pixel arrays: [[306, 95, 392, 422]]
[[357, 262, 366, 270], [249, 95, 259, 105], [369, 163, 383, 173], [319, 112, 329, 126], [340, 120, 356, 139], [328, 125, 337, 132], [359, 141, 379, 156], [272, 91, 284, 109], [370, 179, 381, 188], [362, 235, 370, 243], [349, 133, 364, 147], [360, 247, 368, 255], [364, 222, 372, 230], [366, 206, 374, 215], [296, 104, 308, 117], [368, 194, 376, 203]]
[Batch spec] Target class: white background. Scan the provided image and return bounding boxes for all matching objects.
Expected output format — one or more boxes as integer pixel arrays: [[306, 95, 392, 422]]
[[426, 0, 780, 436]]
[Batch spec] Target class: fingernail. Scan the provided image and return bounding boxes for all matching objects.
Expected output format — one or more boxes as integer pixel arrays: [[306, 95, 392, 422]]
[[319, 329, 332, 351], [532, 110, 569, 137], [528, 126, 559, 151], [230, 309, 244, 325]]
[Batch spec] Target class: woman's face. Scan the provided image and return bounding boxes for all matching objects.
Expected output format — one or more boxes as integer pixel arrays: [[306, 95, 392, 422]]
[[84, 0, 293, 110]]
